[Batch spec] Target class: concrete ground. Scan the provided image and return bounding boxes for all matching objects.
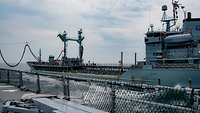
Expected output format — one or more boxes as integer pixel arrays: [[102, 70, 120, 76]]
[[0, 83, 34, 112]]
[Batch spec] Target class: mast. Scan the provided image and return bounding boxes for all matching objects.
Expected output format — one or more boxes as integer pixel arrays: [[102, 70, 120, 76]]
[[57, 29, 85, 66], [38, 49, 41, 64], [78, 29, 85, 60], [161, 0, 180, 31]]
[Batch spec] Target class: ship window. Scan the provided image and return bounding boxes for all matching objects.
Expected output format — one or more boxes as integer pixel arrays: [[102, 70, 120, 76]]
[[155, 44, 157, 46], [169, 53, 171, 55], [179, 52, 181, 55], [172, 52, 174, 55], [145, 39, 148, 42], [153, 53, 155, 56]]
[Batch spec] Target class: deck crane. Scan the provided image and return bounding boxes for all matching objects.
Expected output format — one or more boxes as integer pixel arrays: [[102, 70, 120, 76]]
[[57, 29, 85, 66]]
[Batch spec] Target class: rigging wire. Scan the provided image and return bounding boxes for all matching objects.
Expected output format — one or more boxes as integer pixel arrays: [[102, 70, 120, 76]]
[[55, 50, 63, 61], [54, 41, 62, 55], [83, 44, 97, 63], [0, 37, 53, 45], [0, 44, 27, 67]]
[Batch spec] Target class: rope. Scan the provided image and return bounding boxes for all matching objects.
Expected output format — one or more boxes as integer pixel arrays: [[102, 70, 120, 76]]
[[0, 45, 27, 67]]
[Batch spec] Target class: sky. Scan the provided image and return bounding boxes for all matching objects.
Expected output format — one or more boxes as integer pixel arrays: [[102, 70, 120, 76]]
[[0, 0, 199, 65]]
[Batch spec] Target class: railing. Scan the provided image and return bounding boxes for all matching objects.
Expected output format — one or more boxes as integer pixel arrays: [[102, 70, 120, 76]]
[[0, 68, 200, 112], [85, 63, 133, 67]]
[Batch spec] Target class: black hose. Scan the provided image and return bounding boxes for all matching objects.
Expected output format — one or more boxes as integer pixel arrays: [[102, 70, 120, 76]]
[[27, 45, 38, 61], [0, 45, 27, 67]]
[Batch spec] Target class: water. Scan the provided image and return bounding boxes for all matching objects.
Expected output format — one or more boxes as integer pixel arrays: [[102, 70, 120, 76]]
[[0, 63, 30, 71]]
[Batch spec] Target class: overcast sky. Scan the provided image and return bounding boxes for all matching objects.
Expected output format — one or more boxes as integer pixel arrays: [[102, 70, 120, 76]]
[[0, 0, 199, 65]]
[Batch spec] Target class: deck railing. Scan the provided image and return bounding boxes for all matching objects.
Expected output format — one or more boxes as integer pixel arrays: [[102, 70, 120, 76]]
[[0, 68, 200, 113]]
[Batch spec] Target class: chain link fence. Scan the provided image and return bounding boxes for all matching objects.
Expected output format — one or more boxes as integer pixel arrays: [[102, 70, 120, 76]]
[[0, 68, 200, 112]]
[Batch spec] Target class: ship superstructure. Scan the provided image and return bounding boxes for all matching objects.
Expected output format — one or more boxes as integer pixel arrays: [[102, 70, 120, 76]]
[[120, 0, 200, 88]]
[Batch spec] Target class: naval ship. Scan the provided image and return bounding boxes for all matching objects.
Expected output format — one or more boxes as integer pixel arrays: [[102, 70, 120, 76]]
[[120, 0, 200, 88], [27, 29, 129, 76], [27, 0, 200, 88]]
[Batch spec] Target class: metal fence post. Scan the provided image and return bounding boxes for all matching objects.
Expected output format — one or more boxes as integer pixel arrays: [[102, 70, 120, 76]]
[[111, 81, 116, 113], [7, 70, 10, 84], [18, 71, 23, 87], [0, 71, 1, 81], [63, 76, 66, 99], [63, 76, 70, 101], [66, 76, 70, 101], [36, 73, 41, 94]]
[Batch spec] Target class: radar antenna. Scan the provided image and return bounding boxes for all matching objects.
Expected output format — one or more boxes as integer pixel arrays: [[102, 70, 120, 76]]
[[161, 0, 181, 31]]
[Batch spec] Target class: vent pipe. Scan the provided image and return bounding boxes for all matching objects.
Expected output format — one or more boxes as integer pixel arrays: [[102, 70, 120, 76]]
[[187, 12, 191, 19]]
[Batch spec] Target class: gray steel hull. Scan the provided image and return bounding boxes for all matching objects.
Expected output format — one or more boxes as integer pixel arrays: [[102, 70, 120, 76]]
[[120, 68, 200, 88]]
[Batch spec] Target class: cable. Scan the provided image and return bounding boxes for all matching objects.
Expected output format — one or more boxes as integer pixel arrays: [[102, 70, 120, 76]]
[[84, 45, 97, 63], [55, 50, 63, 61], [0, 45, 27, 67]]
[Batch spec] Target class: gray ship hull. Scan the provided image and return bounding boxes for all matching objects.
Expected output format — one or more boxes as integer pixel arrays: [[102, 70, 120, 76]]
[[120, 68, 200, 88]]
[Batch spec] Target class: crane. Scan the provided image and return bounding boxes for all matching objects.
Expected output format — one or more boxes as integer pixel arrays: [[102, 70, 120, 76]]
[[57, 29, 85, 66]]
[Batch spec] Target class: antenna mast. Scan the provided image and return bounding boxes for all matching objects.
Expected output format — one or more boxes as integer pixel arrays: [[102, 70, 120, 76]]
[[161, 0, 181, 31]]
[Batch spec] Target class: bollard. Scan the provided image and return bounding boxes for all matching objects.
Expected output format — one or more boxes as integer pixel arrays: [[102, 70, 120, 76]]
[[158, 77, 161, 85], [7, 70, 10, 84], [111, 81, 116, 113], [189, 79, 192, 88], [36, 73, 41, 94], [18, 71, 23, 87]]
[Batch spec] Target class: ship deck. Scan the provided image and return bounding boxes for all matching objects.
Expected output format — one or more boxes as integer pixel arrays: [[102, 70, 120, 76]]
[[0, 83, 107, 113], [0, 83, 34, 112]]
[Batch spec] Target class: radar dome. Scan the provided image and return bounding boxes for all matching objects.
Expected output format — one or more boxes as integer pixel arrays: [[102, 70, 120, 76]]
[[162, 5, 167, 11]]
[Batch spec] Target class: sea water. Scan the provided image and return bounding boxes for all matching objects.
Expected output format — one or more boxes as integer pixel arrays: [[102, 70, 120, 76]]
[[0, 63, 30, 71]]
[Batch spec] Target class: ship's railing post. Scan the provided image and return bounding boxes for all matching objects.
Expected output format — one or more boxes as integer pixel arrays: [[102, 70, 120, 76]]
[[7, 70, 10, 84], [66, 76, 70, 101], [111, 81, 116, 113], [0, 70, 1, 80], [63, 76, 66, 99], [63, 75, 70, 100], [36, 72, 41, 94], [18, 71, 23, 87]]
